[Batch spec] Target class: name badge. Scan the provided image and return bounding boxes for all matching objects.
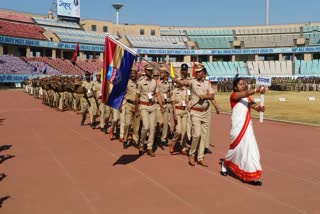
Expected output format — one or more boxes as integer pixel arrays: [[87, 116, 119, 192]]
[[163, 94, 167, 99], [187, 89, 191, 96], [182, 100, 186, 106], [147, 92, 153, 99]]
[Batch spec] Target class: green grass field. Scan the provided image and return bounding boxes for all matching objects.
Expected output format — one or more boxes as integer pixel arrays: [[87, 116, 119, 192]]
[[214, 91, 320, 126]]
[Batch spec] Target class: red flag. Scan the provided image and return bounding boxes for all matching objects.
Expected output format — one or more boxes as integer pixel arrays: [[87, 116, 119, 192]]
[[71, 43, 80, 65]]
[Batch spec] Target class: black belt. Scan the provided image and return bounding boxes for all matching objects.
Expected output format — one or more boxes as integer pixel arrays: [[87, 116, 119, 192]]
[[126, 99, 135, 105]]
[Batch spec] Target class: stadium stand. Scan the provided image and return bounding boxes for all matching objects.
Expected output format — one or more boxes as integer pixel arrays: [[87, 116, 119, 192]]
[[0, 10, 34, 23], [203, 61, 248, 76], [303, 25, 320, 46], [0, 55, 35, 74], [33, 17, 81, 29], [76, 60, 103, 73], [160, 29, 186, 36], [236, 27, 300, 48], [42, 26, 106, 45], [1, 8, 320, 81], [295, 60, 320, 75], [25, 57, 84, 75], [26, 61, 61, 75], [186, 30, 234, 49], [126, 35, 187, 49], [247, 60, 293, 76], [0, 20, 47, 40]]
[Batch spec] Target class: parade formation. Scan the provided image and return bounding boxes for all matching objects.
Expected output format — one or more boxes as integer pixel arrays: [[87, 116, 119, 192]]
[[23, 61, 268, 186]]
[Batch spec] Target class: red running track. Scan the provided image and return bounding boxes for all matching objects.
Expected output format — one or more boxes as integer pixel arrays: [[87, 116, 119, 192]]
[[0, 89, 319, 214]]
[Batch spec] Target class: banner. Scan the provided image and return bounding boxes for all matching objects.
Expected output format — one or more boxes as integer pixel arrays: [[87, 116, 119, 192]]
[[255, 76, 272, 86], [57, 0, 80, 18]]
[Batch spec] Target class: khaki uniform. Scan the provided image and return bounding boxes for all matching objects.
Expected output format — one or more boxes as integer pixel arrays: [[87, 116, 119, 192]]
[[122, 79, 139, 143], [189, 79, 214, 161], [81, 80, 97, 123], [156, 79, 171, 142], [137, 77, 159, 150], [93, 80, 102, 113], [205, 82, 216, 150], [180, 77, 192, 142], [73, 81, 84, 111], [171, 87, 189, 148]]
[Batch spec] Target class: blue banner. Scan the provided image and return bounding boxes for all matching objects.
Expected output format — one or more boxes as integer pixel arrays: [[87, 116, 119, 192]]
[[2, 35, 320, 56], [0, 36, 104, 52], [0, 74, 46, 83]]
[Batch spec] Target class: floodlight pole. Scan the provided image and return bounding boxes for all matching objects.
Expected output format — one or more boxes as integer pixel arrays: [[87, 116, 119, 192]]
[[265, 0, 269, 26], [112, 3, 123, 24]]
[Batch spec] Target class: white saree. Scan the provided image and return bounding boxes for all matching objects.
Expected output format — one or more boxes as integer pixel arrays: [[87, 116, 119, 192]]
[[223, 94, 262, 182]]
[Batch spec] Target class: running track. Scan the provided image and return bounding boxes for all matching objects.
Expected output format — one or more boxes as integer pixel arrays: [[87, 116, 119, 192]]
[[0, 89, 319, 214]]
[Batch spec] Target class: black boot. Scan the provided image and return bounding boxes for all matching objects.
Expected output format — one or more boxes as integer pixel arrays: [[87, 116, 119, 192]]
[[123, 142, 128, 149]]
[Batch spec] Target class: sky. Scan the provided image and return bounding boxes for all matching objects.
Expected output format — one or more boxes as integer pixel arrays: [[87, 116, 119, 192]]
[[1, 0, 320, 27]]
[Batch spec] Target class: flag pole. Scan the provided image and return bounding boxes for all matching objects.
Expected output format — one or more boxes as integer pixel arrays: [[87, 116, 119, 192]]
[[105, 35, 163, 73], [106, 35, 137, 56]]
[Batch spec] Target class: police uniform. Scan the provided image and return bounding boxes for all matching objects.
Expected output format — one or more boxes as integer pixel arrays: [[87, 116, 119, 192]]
[[179, 64, 193, 151], [81, 72, 98, 126], [188, 63, 214, 166], [156, 67, 171, 145], [136, 65, 161, 156], [122, 73, 140, 147], [171, 84, 189, 153]]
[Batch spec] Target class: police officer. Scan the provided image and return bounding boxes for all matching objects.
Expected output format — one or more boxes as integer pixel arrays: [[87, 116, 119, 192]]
[[156, 66, 171, 146], [171, 80, 189, 153], [179, 63, 192, 155], [80, 71, 97, 128], [122, 66, 139, 149], [173, 63, 215, 167], [135, 64, 164, 157]]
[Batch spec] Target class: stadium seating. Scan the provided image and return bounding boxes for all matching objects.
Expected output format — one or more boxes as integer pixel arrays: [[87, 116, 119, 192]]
[[76, 60, 103, 73], [0, 55, 35, 74], [186, 30, 234, 49], [126, 35, 187, 49], [236, 27, 300, 47], [247, 60, 292, 76], [0, 20, 47, 40], [43, 26, 107, 45], [303, 25, 320, 45], [203, 61, 248, 76], [26, 60, 61, 75], [25, 57, 84, 75], [160, 29, 186, 36], [0, 10, 34, 23], [33, 17, 81, 29], [295, 60, 320, 75]]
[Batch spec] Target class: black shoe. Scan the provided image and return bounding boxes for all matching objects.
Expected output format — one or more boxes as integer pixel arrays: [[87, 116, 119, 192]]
[[123, 142, 128, 149], [204, 148, 213, 154], [100, 127, 106, 133], [220, 171, 228, 176], [247, 180, 263, 186], [90, 123, 95, 129]]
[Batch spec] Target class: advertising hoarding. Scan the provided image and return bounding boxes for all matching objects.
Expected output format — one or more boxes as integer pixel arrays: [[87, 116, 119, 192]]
[[57, 0, 80, 18]]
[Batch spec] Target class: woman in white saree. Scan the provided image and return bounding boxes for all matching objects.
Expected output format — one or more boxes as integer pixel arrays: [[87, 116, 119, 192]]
[[221, 75, 265, 186]]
